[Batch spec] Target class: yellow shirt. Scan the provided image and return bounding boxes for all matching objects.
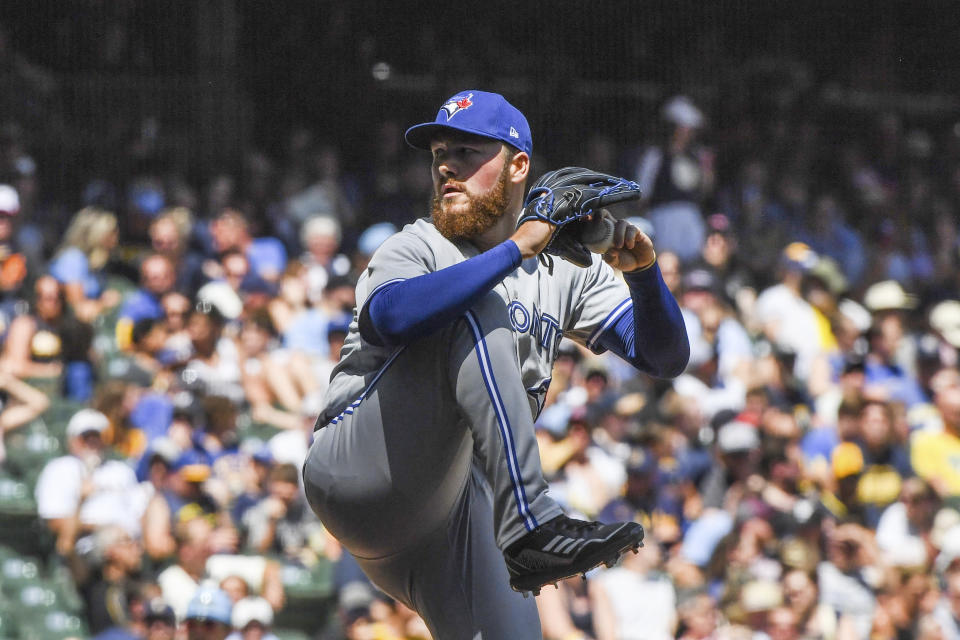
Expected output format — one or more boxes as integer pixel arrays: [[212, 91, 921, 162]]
[[911, 429, 960, 496]]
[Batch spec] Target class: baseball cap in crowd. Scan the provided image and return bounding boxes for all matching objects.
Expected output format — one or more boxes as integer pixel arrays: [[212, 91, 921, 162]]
[[807, 257, 848, 297], [682, 268, 718, 294], [174, 449, 212, 483], [327, 312, 352, 337], [338, 580, 374, 625], [863, 280, 917, 312], [662, 95, 704, 129], [144, 598, 176, 626], [0, 184, 20, 215], [66, 409, 110, 438], [405, 90, 533, 155], [147, 437, 181, 466], [185, 587, 232, 625], [357, 222, 397, 256], [129, 184, 165, 217], [831, 442, 864, 479], [196, 281, 242, 321], [231, 596, 274, 630], [929, 300, 960, 348], [780, 242, 818, 272], [534, 402, 573, 439], [837, 298, 873, 334], [717, 420, 760, 454]]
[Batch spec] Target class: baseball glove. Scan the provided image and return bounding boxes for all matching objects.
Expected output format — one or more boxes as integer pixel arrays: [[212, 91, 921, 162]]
[[518, 167, 642, 268]]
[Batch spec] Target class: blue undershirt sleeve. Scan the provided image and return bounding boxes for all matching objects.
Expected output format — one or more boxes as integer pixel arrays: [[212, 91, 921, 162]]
[[594, 263, 690, 378], [359, 240, 523, 347]]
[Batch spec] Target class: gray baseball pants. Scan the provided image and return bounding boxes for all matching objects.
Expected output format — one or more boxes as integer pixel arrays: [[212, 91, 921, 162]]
[[303, 295, 562, 639]]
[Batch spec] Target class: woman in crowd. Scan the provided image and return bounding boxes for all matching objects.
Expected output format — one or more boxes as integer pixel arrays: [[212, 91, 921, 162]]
[[48, 207, 123, 323]]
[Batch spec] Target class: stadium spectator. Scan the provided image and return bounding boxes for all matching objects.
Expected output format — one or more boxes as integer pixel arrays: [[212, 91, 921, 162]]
[[142, 449, 222, 561], [207, 208, 287, 284], [149, 207, 206, 296], [183, 303, 245, 405], [183, 586, 233, 640], [930, 560, 960, 638], [3, 26, 960, 637], [35, 409, 143, 540], [0, 369, 51, 457], [241, 462, 324, 561], [69, 525, 144, 635], [0, 274, 95, 400], [0, 183, 30, 317], [227, 596, 278, 640], [239, 309, 317, 429], [590, 543, 677, 640], [912, 366, 960, 500], [634, 95, 712, 263], [753, 242, 825, 384], [48, 206, 123, 323], [817, 523, 880, 638], [143, 598, 177, 640], [298, 215, 350, 290], [115, 253, 177, 350]]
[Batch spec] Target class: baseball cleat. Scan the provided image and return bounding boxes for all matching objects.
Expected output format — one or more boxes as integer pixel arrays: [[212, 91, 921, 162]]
[[504, 515, 644, 595]]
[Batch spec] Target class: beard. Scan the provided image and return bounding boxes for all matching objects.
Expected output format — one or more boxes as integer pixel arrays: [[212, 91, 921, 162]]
[[431, 162, 511, 242]]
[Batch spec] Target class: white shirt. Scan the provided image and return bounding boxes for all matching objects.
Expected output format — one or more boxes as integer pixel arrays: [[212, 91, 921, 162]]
[[875, 502, 928, 567], [594, 568, 676, 640], [35, 455, 142, 536], [754, 283, 821, 380]]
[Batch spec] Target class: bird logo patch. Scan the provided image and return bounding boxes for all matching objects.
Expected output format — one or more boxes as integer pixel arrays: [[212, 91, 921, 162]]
[[441, 94, 474, 120]]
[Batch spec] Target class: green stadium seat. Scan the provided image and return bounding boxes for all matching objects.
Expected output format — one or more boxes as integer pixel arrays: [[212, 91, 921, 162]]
[[2, 431, 63, 482], [44, 565, 84, 616], [15, 609, 87, 640], [236, 416, 282, 443], [0, 597, 17, 639], [0, 556, 41, 597], [274, 559, 335, 633], [40, 397, 86, 440], [280, 559, 333, 599], [10, 581, 59, 611]]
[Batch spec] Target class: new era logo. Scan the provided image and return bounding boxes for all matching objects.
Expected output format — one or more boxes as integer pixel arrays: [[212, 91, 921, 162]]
[[509, 126, 519, 139]]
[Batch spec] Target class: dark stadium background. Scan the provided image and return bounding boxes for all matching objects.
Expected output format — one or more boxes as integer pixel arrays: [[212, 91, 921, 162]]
[[2, 1, 958, 203]]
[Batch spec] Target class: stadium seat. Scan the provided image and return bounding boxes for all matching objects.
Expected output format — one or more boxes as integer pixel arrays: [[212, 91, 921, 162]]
[[0, 596, 17, 639], [1, 431, 63, 483], [44, 565, 84, 615], [39, 397, 86, 441], [273, 559, 335, 633], [14, 609, 87, 640]]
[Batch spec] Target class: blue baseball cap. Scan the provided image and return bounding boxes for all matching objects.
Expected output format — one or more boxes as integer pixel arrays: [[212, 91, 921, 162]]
[[405, 90, 532, 155], [185, 587, 232, 625]]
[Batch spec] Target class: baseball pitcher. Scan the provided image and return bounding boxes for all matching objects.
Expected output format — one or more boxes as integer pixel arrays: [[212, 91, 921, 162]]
[[302, 90, 689, 639]]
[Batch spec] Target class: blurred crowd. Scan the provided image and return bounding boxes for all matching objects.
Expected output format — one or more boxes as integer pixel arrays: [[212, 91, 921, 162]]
[[3, 35, 960, 640]]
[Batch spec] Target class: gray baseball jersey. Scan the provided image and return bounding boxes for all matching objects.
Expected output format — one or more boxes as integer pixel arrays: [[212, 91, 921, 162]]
[[303, 217, 635, 639]]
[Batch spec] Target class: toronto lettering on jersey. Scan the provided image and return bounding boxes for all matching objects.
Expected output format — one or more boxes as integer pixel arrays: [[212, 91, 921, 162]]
[[508, 301, 562, 357]]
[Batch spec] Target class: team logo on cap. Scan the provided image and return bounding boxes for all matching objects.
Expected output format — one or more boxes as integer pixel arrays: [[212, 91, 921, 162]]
[[441, 94, 474, 120]]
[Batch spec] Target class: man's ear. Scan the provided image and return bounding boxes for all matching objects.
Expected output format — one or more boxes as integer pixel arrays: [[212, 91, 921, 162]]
[[508, 150, 530, 185]]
